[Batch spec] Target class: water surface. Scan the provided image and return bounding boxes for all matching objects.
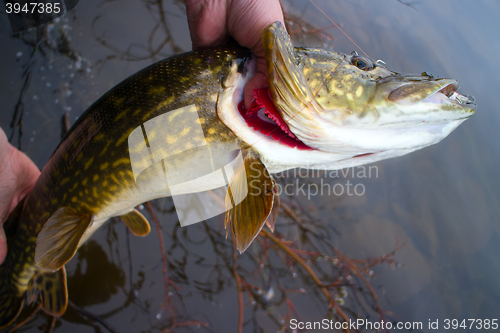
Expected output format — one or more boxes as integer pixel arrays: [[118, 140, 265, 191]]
[[1, 0, 499, 332]]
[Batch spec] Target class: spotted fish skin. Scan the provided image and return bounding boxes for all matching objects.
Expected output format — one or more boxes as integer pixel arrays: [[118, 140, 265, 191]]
[[0, 47, 251, 327]]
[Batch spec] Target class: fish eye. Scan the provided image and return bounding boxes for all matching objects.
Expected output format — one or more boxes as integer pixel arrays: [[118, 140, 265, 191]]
[[351, 55, 374, 71]]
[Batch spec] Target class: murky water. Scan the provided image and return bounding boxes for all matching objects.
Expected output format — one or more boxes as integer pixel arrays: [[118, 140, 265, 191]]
[[1, 0, 499, 332]]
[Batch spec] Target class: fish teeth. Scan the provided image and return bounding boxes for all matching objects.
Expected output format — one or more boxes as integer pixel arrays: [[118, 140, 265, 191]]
[[449, 91, 475, 105]]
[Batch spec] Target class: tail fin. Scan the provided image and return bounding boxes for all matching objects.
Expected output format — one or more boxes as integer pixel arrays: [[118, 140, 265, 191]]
[[27, 267, 68, 317], [0, 266, 68, 329], [0, 275, 24, 328]]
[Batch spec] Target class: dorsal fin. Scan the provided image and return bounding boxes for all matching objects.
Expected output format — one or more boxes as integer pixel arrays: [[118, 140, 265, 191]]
[[35, 207, 94, 272], [119, 209, 151, 236]]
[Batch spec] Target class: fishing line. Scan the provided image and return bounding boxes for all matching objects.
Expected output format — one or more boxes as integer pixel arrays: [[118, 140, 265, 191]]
[[247, 1, 365, 150], [309, 0, 369, 58]]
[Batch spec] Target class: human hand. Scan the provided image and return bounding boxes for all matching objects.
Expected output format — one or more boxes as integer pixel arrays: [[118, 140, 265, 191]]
[[185, 0, 285, 109], [0, 129, 40, 264]]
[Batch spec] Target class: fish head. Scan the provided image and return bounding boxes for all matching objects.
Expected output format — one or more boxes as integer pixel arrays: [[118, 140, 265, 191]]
[[264, 22, 476, 157]]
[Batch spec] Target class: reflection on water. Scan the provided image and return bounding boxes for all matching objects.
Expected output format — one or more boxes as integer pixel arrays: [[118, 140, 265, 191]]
[[67, 240, 125, 308], [1, 0, 500, 332]]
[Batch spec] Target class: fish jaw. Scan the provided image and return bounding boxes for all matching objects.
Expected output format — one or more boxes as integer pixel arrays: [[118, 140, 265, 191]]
[[288, 73, 475, 155]]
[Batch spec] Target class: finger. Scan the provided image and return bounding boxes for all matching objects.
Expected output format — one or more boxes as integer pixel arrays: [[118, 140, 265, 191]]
[[227, 0, 285, 107], [8, 148, 40, 214], [0, 134, 39, 265], [185, 0, 229, 49], [227, 0, 285, 55], [0, 130, 17, 223]]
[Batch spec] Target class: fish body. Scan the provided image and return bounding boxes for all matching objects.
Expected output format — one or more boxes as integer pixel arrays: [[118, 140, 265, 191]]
[[0, 46, 250, 327], [0, 22, 475, 328]]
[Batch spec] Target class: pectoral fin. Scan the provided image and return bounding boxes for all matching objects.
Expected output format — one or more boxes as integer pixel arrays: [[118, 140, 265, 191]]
[[119, 209, 151, 236], [225, 150, 279, 253], [265, 192, 280, 233], [35, 207, 94, 272], [26, 267, 68, 317]]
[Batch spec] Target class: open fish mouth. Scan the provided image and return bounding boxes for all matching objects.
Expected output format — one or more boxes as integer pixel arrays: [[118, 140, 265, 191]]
[[433, 83, 476, 107], [419, 81, 477, 111], [387, 77, 476, 116]]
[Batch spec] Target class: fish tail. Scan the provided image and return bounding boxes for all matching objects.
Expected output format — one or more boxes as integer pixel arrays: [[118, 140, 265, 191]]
[[0, 265, 69, 329]]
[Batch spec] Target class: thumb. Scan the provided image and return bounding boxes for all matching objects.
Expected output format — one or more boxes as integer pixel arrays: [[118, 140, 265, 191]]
[[0, 132, 40, 264], [9, 148, 40, 212]]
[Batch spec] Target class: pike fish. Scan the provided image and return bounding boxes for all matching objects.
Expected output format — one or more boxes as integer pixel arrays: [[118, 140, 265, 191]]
[[0, 22, 475, 327]]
